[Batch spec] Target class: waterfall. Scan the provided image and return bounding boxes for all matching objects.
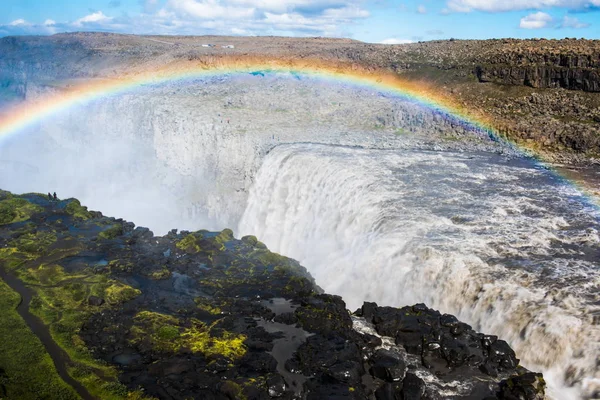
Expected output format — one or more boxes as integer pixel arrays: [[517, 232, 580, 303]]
[[2, 75, 598, 398], [239, 143, 600, 400]]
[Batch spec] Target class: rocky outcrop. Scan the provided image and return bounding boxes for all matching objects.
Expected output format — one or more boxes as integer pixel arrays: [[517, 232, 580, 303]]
[[476, 64, 600, 92], [0, 190, 545, 399], [471, 39, 600, 92]]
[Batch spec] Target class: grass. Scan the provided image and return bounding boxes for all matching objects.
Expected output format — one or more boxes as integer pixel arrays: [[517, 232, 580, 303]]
[[1, 237, 146, 399], [0, 278, 80, 400], [27, 272, 145, 400]]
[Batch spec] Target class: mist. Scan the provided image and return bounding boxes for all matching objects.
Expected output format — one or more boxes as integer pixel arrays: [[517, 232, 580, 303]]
[[0, 74, 493, 235]]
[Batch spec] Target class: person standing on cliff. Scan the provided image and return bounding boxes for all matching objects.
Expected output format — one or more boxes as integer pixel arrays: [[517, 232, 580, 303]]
[[53, 192, 57, 201], [48, 192, 52, 201]]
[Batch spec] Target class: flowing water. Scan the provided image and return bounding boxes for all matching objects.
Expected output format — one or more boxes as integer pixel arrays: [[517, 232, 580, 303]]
[[239, 143, 600, 399]]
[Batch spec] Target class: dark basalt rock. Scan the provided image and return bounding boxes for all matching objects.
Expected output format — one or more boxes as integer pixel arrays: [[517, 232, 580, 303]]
[[358, 302, 522, 381], [87, 295, 105, 306], [0, 191, 546, 400], [370, 349, 406, 382]]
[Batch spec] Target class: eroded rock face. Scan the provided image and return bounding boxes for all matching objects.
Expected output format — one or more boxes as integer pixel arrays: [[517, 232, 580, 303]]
[[476, 64, 600, 92], [0, 190, 545, 399]]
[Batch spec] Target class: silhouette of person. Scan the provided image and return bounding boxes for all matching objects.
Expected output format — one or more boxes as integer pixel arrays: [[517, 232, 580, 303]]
[[53, 192, 57, 201], [48, 192, 52, 201]]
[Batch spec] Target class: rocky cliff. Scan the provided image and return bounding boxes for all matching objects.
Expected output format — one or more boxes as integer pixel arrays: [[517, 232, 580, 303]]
[[0, 190, 545, 399], [474, 40, 600, 92]]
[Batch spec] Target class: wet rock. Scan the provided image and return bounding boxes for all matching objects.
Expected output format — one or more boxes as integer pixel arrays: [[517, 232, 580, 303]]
[[375, 382, 402, 400], [370, 349, 406, 382], [326, 360, 364, 383], [499, 372, 546, 400], [267, 374, 286, 397], [359, 302, 545, 398], [401, 373, 425, 400], [87, 295, 105, 306]]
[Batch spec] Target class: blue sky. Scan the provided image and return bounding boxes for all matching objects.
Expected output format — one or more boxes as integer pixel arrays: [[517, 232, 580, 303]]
[[0, 0, 598, 42]]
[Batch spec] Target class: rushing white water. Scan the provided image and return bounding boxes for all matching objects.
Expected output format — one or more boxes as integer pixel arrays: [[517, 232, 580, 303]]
[[239, 143, 600, 399]]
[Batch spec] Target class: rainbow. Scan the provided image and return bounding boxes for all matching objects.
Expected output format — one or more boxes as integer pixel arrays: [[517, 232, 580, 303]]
[[0, 57, 597, 205], [0, 58, 499, 142]]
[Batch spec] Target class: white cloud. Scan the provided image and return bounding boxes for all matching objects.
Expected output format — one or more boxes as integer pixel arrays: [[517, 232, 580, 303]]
[[166, 0, 256, 19], [228, 0, 350, 13], [417, 4, 427, 14], [322, 6, 369, 19], [560, 15, 590, 28], [231, 27, 249, 34], [9, 19, 27, 26], [74, 11, 113, 26], [380, 38, 414, 44], [447, 0, 600, 12], [519, 11, 553, 28], [44, 19, 56, 26], [0, 0, 370, 38]]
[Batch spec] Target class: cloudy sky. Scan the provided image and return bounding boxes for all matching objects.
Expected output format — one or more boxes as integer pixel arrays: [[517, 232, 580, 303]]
[[0, 0, 598, 42]]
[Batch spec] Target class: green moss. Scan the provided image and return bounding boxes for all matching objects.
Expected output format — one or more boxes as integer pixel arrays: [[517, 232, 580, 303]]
[[130, 311, 182, 353], [108, 259, 134, 273], [65, 200, 92, 220], [176, 233, 203, 253], [157, 325, 180, 341], [148, 267, 171, 280], [241, 235, 258, 246], [0, 197, 42, 225], [27, 264, 69, 285], [99, 225, 124, 240], [215, 228, 234, 244], [250, 249, 288, 267], [22, 267, 144, 399], [104, 282, 141, 305], [12, 231, 57, 255], [130, 313, 246, 360], [195, 298, 222, 315], [181, 320, 247, 360], [0, 247, 34, 270], [0, 278, 80, 400]]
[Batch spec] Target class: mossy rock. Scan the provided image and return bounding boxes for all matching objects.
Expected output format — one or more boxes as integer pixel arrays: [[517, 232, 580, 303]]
[[129, 312, 246, 359], [99, 224, 124, 240], [148, 267, 171, 280], [11, 231, 57, 255], [104, 282, 141, 305], [215, 229, 234, 244], [28, 264, 68, 285], [241, 235, 258, 246], [65, 199, 92, 220], [176, 233, 203, 253], [0, 197, 42, 225], [181, 320, 247, 360], [194, 298, 222, 315]]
